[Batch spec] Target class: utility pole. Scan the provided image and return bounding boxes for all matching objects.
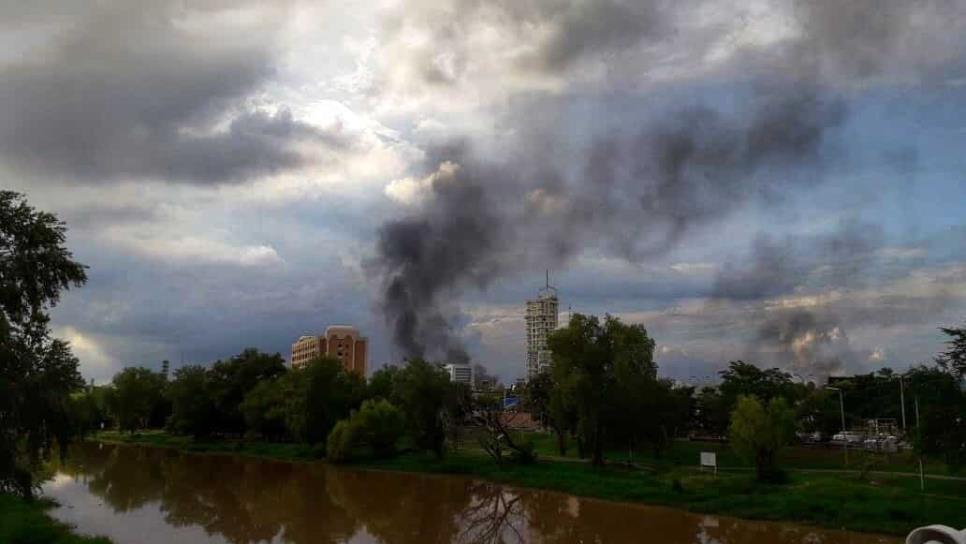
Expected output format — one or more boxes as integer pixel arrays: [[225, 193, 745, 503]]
[[915, 394, 924, 491], [827, 386, 848, 466], [899, 375, 907, 433]]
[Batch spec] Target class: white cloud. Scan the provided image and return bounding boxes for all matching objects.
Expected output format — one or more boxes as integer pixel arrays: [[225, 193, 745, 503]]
[[56, 326, 114, 383], [384, 160, 460, 205], [109, 231, 284, 267]]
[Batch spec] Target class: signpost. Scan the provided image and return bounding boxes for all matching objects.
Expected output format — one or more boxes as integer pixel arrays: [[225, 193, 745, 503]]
[[700, 452, 717, 476]]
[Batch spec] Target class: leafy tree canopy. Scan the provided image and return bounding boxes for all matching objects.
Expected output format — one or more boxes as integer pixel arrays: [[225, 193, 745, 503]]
[[936, 324, 966, 378], [0, 191, 87, 498], [729, 395, 796, 482], [547, 313, 657, 465]]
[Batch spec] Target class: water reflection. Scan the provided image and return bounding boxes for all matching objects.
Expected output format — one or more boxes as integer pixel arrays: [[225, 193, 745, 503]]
[[44, 442, 899, 544]]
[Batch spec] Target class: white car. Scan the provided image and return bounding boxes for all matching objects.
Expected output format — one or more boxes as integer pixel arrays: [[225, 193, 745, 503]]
[[831, 431, 864, 444]]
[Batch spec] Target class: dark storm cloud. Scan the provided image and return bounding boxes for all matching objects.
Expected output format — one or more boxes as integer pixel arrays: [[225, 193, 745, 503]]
[[372, 86, 847, 359], [708, 222, 964, 375], [710, 223, 878, 376], [757, 309, 850, 376], [533, 0, 665, 72], [0, 0, 339, 184], [790, 0, 962, 81], [369, 0, 966, 362], [713, 222, 883, 301], [567, 87, 845, 259]]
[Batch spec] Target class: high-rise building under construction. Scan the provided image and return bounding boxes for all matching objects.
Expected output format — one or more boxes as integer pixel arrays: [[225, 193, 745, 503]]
[[525, 272, 559, 379]]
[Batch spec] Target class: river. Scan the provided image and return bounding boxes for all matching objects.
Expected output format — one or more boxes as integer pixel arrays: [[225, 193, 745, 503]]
[[42, 442, 899, 544]]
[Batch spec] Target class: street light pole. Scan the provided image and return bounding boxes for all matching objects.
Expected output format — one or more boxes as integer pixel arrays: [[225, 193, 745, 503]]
[[899, 375, 907, 434], [827, 386, 848, 466], [915, 394, 924, 491]]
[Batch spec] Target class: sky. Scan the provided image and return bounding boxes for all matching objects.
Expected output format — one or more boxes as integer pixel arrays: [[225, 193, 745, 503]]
[[3, 0, 965, 384]]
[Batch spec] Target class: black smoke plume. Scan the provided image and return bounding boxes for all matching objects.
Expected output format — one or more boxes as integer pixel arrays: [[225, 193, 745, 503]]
[[371, 87, 846, 361]]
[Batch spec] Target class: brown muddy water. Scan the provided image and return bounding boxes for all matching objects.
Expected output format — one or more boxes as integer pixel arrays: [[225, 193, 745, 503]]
[[42, 442, 900, 544]]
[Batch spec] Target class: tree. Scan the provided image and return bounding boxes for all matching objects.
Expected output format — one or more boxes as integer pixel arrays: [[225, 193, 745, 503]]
[[936, 324, 966, 377], [905, 365, 966, 470], [108, 367, 167, 433], [367, 364, 399, 401], [326, 399, 405, 462], [392, 358, 451, 457], [523, 370, 552, 428], [729, 395, 795, 482], [166, 365, 216, 438], [70, 386, 111, 437], [207, 348, 286, 435], [694, 386, 730, 437], [547, 313, 656, 466], [548, 379, 578, 456], [240, 377, 290, 441], [0, 191, 87, 498], [718, 361, 804, 406], [796, 388, 842, 440], [283, 357, 365, 444], [471, 393, 536, 465], [326, 419, 356, 462], [641, 381, 693, 456], [353, 399, 406, 457]]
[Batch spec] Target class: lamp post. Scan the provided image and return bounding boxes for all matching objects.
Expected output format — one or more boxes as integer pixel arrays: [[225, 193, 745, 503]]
[[827, 386, 847, 466], [898, 375, 907, 434]]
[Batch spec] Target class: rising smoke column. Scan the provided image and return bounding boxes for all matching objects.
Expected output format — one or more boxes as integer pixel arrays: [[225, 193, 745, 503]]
[[374, 159, 507, 360], [365, 0, 966, 364], [371, 87, 847, 361], [709, 222, 906, 376]]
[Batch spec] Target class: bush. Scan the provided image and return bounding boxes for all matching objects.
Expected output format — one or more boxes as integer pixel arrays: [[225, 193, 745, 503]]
[[729, 395, 795, 482], [509, 439, 537, 465], [354, 399, 405, 457], [326, 400, 405, 462], [326, 420, 356, 462]]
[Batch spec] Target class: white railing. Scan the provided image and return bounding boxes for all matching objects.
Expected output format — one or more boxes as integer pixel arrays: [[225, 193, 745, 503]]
[[907, 526, 966, 544]]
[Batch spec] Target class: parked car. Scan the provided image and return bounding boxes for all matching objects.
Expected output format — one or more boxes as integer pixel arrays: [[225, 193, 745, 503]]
[[831, 431, 865, 444], [797, 431, 823, 444]]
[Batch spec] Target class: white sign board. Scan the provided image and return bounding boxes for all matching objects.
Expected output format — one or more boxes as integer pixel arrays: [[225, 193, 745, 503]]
[[700, 452, 717, 474]]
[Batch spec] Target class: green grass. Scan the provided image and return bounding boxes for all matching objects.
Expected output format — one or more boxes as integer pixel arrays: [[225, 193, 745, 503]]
[[526, 431, 952, 474], [89, 430, 966, 536], [359, 449, 966, 536], [0, 493, 111, 544], [92, 430, 326, 461]]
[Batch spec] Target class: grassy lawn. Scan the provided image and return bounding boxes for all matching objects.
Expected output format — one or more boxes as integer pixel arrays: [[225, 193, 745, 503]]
[[356, 448, 966, 536], [89, 429, 966, 536], [0, 493, 111, 544], [90, 429, 326, 461], [524, 431, 952, 474]]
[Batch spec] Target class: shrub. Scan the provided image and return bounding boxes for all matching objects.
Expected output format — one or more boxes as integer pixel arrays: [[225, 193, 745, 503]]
[[729, 395, 795, 482], [509, 439, 537, 465], [326, 400, 406, 462], [354, 399, 405, 457], [326, 420, 356, 462]]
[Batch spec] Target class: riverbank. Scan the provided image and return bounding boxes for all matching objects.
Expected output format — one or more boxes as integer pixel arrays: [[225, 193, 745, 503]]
[[87, 431, 966, 536], [0, 493, 111, 544]]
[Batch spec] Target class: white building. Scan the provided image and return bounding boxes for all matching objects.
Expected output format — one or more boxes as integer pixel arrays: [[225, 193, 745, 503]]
[[444, 363, 473, 385], [525, 273, 559, 379]]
